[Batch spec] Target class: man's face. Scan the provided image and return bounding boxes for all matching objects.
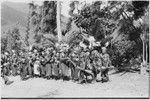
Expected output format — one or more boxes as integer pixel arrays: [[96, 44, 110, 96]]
[[53, 51, 56, 54], [102, 49, 106, 53], [42, 51, 45, 55], [34, 49, 37, 53], [46, 50, 49, 54], [102, 47, 106, 53], [5, 52, 8, 56]]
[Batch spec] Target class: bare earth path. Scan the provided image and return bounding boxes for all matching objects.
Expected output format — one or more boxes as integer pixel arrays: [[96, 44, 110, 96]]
[[1, 70, 149, 98]]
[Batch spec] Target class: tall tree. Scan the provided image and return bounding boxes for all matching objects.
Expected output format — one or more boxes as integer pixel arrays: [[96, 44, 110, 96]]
[[5, 28, 22, 54], [29, 1, 57, 44], [25, 2, 34, 47]]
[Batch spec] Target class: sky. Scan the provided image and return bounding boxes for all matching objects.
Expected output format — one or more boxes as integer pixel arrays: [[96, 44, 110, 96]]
[[1, 0, 108, 17]]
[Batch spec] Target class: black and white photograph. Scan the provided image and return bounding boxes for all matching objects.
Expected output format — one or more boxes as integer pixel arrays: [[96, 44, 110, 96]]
[[0, 0, 149, 99]]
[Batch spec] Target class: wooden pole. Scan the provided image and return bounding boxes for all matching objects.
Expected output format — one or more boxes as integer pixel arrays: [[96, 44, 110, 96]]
[[57, 1, 62, 42]]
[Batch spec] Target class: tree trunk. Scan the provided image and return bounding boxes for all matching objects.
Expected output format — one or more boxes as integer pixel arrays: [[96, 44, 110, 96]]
[[140, 34, 146, 75], [57, 1, 62, 42], [143, 39, 145, 64], [7, 31, 13, 54], [25, 10, 31, 47], [146, 43, 148, 65]]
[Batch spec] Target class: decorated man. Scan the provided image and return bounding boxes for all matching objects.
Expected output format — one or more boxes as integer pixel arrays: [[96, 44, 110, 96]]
[[91, 50, 102, 81], [1, 52, 14, 85], [100, 47, 111, 82], [11, 50, 18, 76]]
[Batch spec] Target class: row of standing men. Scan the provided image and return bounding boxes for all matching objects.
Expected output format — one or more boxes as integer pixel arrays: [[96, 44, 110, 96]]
[[1, 46, 111, 84]]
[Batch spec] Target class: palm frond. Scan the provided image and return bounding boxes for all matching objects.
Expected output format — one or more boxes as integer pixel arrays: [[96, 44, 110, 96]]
[[43, 34, 58, 45], [64, 21, 81, 45]]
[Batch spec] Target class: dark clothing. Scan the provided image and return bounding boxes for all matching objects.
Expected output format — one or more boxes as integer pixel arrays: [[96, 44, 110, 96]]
[[20, 58, 28, 79]]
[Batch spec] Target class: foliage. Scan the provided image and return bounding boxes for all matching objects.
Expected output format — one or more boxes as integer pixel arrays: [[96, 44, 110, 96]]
[[69, 1, 79, 17], [132, 1, 149, 20], [1, 35, 8, 53], [71, 1, 118, 41], [29, 1, 57, 43], [107, 34, 138, 68], [69, 1, 149, 69], [25, 6, 31, 46], [2, 28, 22, 54]]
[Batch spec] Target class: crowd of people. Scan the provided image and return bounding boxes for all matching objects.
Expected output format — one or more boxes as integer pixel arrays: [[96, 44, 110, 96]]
[[1, 43, 112, 85]]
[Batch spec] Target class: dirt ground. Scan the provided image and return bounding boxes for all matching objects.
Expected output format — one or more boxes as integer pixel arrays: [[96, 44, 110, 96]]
[[1, 70, 149, 98]]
